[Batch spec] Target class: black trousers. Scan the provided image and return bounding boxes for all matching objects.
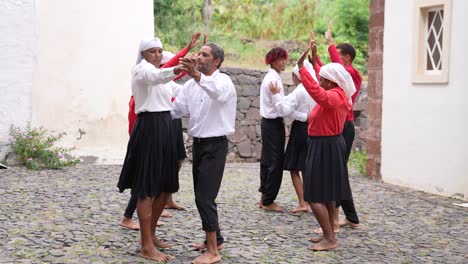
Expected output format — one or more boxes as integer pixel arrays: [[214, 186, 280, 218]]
[[259, 117, 285, 206], [193, 136, 227, 245], [337, 121, 360, 224], [124, 193, 138, 219]]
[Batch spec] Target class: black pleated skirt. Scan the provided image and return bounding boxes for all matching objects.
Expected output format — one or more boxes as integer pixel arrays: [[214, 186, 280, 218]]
[[117, 111, 179, 199], [283, 120, 308, 172], [303, 135, 352, 203], [172, 118, 187, 160]]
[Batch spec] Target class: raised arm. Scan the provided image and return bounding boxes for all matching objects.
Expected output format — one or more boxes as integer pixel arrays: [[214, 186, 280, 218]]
[[162, 32, 202, 68], [325, 22, 343, 64], [297, 48, 342, 108], [133, 64, 180, 86]]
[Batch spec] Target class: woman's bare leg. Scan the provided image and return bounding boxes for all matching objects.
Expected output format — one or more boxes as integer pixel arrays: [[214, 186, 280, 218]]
[[290, 170, 308, 213], [308, 202, 337, 251], [137, 198, 167, 261]]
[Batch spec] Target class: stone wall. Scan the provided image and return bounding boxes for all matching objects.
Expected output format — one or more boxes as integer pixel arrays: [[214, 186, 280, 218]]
[[178, 67, 368, 162], [366, 0, 384, 179]]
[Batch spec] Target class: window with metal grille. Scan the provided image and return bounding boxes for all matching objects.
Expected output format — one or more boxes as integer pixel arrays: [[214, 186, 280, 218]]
[[413, 0, 451, 83], [426, 9, 444, 71]]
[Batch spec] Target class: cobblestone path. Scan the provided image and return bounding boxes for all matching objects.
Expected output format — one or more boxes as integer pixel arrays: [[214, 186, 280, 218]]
[[0, 163, 466, 263]]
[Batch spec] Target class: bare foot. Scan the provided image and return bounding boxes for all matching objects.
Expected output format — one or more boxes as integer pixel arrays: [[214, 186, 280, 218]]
[[290, 206, 308, 213], [339, 219, 361, 229], [161, 210, 173, 218], [165, 201, 187, 210], [119, 217, 140, 230], [153, 236, 173, 249], [309, 236, 324, 243], [157, 220, 165, 227], [192, 242, 224, 251], [261, 202, 284, 212], [308, 238, 337, 251], [313, 226, 340, 234], [139, 247, 172, 262], [257, 193, 264, 208], [192, 251, 221, 264]]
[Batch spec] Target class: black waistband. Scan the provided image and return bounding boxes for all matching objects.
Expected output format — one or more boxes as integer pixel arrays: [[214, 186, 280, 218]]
[[192, 136, 227, 143], [137, 111, 170, 117], [262, 117, 284, 121]]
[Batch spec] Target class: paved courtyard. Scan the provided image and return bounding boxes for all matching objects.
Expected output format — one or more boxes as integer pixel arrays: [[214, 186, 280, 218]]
[[0, 163, 467, 263]]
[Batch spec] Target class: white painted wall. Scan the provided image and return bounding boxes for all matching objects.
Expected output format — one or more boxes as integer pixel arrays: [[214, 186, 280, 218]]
[[0, 0, 36, 159], [31, 0, 154, 163], [382, 0, 468, 199]]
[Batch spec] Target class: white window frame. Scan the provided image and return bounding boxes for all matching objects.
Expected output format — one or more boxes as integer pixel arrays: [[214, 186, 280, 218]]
[[413, 0, 452, 83]]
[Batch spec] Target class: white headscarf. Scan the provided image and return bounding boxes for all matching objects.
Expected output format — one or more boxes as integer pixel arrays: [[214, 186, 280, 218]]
[[136, 37, 163, 65], [319, 63, 356, 103], [293, 60, 318, 82], [161, 51, 175, 64]]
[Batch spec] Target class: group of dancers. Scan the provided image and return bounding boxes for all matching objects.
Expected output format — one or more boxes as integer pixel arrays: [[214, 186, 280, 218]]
[[117, 23, 362, 263]]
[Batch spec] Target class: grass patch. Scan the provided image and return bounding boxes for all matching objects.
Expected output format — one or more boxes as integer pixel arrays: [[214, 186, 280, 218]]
[[349, 150, 366, 176]]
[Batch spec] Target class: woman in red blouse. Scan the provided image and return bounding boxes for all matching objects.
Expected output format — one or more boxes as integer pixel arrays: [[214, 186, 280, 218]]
[[297, 43, 356, 251]]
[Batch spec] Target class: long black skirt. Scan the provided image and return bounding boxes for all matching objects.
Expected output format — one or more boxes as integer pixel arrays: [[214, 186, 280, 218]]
[[283, 120, 308, 172], [172, 118, 187, 160], [117, 111, 179, 199], [303, 135, 352, 203]]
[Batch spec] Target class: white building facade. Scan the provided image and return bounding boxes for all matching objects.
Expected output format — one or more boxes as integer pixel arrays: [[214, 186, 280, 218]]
[[0, 0, 154, 163], [381, 0, 468, 199]]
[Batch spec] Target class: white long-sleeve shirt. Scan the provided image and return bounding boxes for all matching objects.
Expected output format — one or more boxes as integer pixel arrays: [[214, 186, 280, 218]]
[[260, 69, 284, 119], [272, 83, 317, 122], [172, 70, 237, 138], [131, 59, 179, 113]]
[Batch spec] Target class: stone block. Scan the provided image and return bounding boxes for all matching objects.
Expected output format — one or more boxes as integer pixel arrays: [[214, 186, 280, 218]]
[[240, 85, 260, 96], [244, 125, 257, 139], [370, 0, 385, 11], [251, 97, 260, 108], [370, 10, 385, 28], [230, 122, 247, 143], [246, 108, 261, 121], [252, 142, 262, 160], [236, 111, 245, 119], [237, 97, 251, 110], [237, 140, 252, 158], [237, 74, 259, 85]]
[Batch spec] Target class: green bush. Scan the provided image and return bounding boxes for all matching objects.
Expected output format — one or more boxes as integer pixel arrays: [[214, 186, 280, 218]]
[[8, 124, 80, 170], [349, 150, 367, 176], [153, 0, 369, 71]]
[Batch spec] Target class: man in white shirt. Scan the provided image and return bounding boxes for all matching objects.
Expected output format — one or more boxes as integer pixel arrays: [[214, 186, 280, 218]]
[[173, 43, 236, 264], [258, 47, 289, 212]]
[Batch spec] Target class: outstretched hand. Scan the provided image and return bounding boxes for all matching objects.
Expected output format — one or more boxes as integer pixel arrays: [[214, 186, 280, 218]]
[[325, 21, 334, 44], [187, 32, 202, 50], [179, 57, 201, 81], [297, 48, 310, 69]]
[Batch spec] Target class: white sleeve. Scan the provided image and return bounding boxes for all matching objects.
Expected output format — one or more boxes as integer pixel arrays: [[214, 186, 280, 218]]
[[197, 73, 235, 103], [272, 93, 294, 117], [133, 64, 177, 85]]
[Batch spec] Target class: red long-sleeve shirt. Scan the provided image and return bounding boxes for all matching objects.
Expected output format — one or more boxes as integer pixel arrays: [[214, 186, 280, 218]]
[[128, 47, 189, 135], [299, 67, 351, 136], [328, 44, 362, 121]]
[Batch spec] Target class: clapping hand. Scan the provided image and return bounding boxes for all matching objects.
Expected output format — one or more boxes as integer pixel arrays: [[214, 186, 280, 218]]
[[268, 81, 281, 95]]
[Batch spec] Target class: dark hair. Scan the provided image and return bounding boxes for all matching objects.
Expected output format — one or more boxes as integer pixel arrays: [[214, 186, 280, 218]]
[[265, 47, 288, 65], [204, 42, 224, 68], [336, 43, 356, 62]]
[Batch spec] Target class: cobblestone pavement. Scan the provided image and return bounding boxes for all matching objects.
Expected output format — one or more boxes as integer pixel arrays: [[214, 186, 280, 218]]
[[0, 163, 467, 264]]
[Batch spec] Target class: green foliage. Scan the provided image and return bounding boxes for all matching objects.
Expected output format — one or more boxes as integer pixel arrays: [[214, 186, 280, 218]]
[[8, 124, 80, 170], [154, 0, 369, 71], [349, 150, 367, 176]]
